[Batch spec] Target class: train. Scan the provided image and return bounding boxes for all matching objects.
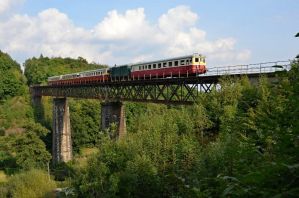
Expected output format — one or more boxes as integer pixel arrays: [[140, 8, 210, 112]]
[[48, 53, 207, 85]]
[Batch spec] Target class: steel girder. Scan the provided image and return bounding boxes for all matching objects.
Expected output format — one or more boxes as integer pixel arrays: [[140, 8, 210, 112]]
[[31, 77, 218, 104], [31, 71, 282, 104]]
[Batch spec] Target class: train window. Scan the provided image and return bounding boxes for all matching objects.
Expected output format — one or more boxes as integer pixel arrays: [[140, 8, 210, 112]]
[[186, 60, 189, 65], [139, 66, 141, 70], [174, 61, 178, 66], [163, 62, 167, 67], [158, 63, 161, 68], [180, 60, 185, 65], [202, 57, 205, 63], [195, 58, 199, 62], [168, 62, 172, 67], [153, 64, 156, 69], [148, 64, 151, 69], [145, 65, 148, 69]]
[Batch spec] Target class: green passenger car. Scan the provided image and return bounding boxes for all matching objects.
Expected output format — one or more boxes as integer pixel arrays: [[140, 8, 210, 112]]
[[110, 65, 131, 78]]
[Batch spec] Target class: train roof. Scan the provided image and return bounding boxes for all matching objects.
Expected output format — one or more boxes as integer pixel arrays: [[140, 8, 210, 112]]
[[129, 53, 204, 66], [48, 67, 108, 78], [79, 68, 108, 73], [111, 54, 204, 68]]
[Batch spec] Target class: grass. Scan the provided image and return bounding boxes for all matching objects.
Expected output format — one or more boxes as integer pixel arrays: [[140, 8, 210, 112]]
[[72, 147, 99, 168], [80, 147, 99, 156], [0, 171, 8, 183]]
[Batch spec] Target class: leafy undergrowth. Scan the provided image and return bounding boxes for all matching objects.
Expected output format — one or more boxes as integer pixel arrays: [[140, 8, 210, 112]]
[[0, 171, 7, 183], [73, 147, 99, 169], [0, 96, 33, 134], [0, 169, 56, 198]]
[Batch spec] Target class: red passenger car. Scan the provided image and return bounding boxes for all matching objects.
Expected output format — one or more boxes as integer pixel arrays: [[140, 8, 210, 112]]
[[130, 53, 206, 79], [48, 68, 109, 86]]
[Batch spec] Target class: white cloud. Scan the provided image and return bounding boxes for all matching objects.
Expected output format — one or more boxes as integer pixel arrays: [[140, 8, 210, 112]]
[[0, 0, 24, 15], [0, 8, 103, 63], [0, 5, 251, 67], [158, 6, 198, 33], [94, 8, 153, 41]]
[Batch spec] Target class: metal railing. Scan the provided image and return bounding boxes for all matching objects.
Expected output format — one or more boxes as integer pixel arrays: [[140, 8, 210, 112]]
[[203, 60, 292, 76]]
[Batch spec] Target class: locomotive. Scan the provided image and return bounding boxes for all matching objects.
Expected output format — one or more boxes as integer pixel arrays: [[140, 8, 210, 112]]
[[48, 53, 206, 85]]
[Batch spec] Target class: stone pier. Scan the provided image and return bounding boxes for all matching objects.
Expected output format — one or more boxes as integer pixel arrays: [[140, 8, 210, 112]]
[[101, 102, 126, 138], [52, 98, 72, 164]]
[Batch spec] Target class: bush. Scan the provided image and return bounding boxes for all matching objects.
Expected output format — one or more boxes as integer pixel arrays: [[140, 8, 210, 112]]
[[5, 169, 56, 198]]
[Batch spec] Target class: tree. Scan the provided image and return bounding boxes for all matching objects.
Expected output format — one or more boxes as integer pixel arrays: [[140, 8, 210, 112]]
[[11, 122, 51, 170], [14, 132, 51, 170], [0, 51, 24, 100], [70, 99, 102, 152]]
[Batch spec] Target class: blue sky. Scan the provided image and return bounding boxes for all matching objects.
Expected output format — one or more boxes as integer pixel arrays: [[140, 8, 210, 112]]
[[0, 0, 298, 66]]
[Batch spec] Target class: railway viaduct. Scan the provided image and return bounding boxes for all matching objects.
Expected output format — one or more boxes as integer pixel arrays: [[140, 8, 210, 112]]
[[30, 60, 291, 164]]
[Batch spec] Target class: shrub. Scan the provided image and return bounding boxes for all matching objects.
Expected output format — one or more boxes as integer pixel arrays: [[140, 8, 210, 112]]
[[5, 169, 56, 198]]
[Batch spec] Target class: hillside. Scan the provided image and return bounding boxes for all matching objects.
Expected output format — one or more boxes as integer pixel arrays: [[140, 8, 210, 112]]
[[0, 51, 30, 134]]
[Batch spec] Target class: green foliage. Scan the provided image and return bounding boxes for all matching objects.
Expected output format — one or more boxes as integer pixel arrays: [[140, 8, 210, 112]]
[[70, 99, 102, 152], [0, 96, 33, 130], [3, 169, 56, 198], [0, 52, 31, 131], [13, 129, 51, 170], [0, 51, 25, 100], [24, 56, 107, 85], [0, 121, 51, 172], [74, 104, 205, 197], [0, 51, 20, 71]]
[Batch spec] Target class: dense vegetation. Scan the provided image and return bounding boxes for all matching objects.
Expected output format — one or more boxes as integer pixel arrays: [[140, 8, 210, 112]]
[[0, 53, 108, 197], [0, 169, 56, 198], [0, 50, 298, 197], [0, 51, 26, 101]]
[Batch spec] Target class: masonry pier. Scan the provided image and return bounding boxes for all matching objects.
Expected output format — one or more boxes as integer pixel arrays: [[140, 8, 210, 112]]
[[52, 98, 72, 164], [101, 102, 126, 138]]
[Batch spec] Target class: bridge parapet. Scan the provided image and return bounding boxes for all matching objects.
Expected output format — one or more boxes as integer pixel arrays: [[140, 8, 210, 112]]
[[204, 60, 291, 76]]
